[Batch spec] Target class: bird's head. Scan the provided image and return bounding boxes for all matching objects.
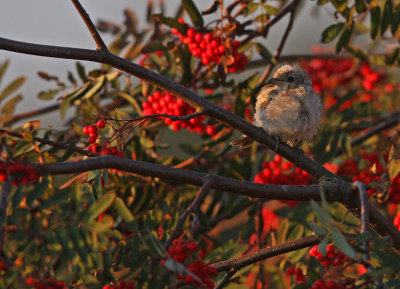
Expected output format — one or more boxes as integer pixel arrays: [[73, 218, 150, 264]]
[[266, 65, 312, 90]]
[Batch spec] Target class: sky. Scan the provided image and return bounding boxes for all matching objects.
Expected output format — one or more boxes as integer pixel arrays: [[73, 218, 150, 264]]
[[0, 0, 333, 127]]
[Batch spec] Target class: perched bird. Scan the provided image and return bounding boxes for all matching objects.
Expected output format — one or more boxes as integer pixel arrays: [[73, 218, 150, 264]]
[[230, 65, 322, 148]]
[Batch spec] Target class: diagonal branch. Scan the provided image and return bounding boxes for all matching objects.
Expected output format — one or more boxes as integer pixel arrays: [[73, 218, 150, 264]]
[[165, 177, 215, 249], [211, 234, 322, 272], [71, 0, 108, 51]]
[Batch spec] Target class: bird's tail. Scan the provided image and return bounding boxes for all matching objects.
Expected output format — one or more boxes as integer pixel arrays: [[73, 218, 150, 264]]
[[230, 135, 254, 148]]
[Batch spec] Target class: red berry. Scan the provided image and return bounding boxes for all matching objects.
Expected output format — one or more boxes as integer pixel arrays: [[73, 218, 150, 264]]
[[89, 124, 98, 134], [97, 120, 106, 129], [83, 126, 90, 135]]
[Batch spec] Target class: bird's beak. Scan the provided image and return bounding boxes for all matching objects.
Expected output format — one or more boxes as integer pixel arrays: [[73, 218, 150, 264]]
[[265, 78, 283, 87]]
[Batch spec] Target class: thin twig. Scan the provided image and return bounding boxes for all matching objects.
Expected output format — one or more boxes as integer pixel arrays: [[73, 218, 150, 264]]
[[211, 234, 322, 272], [0, 128, 96, 157], [165, 177, 215, 249], [258, 8, 297, 85], [353, 182, 370, 260], [214, 270, 238, 289], [71, 0, 108, 51]]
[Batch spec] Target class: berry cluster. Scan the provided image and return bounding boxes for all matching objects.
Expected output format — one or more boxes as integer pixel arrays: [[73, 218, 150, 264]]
[[25, 277, 66, 289], [0, 162, 39, 186], [142, 91, 216, 135], [286, 266, 306, 284], [83, 120, 124, 157], [351, 153, 385, 196], [309, 278, 356, 289], [249, 207, 280, 246], [164, 242, 217, 289], [302, 59, 388, 111], [103, 280, 135, 289], [254, 155, 313, 206], [309, 244, 349, 267], [172, 19, 248, 72]]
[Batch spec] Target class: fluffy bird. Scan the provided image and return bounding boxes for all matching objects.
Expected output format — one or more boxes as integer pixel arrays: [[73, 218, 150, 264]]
[[230, 65, 323, 148]]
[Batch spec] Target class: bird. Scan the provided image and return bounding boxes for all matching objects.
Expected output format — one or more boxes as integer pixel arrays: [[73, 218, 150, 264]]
[[230, 64, 323, 148]]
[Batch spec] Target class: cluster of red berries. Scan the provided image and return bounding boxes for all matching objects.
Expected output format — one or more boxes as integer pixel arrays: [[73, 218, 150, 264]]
[[164, 242, 217, 289], [309, 278, 356, 289], [302, 59, 390, 111], [352, 153, 385, 196], [254, 155, 313, 206], [25, 277, 66, 289], [142, 91, 216, 135], [103, 280, 135, 289], [83, 120, 124, 157], [172, 19, 248, 72], [309, 244, 349, 267], [286, 266, 306, 284], [0, 162, 38, 186]]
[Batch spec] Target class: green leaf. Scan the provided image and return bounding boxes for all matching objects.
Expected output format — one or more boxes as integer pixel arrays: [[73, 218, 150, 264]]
[[0, 76, 25, 102], [0, 93, 22, 118], [385, 47, 399, 65], [84, 193, 116, 223], [182, 0, 204, 27], [287, 224, 304, 241], [27, 177, 50, 207], [255, 43, 276, 64], [277, 218, 289, 243], [82, 75, 106, 100], [38, 89, 59, 100], [317, 0, 330, 5], [142, 42, 166, 53], [0, 59, 10, 87], [178, 46, 192, 85], [69, 226, 89, 263], [331, 229, 357, 259], [114, 197, 134, 222], [76, 62, 88, 81], [336, 23, 353, 53], [116, 91, 142, 113], [387, 145, 400, 181], [54, 226, 75, 259], [308, 221, 328, 236], [311, 200, 334, 227], [370, 6, 381, 39], [355, 0, 367, 13], [347, 45, 368, 60], [392, 4, 400, 34], [154, 14, 186, 34], [381, 0, 393, 35], [321, 23, 345, 43]]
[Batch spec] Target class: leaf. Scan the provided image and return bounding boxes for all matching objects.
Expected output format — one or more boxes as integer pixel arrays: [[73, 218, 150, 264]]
[[336, 23, 353, 53], [141, 42, 166, 54], [310, 200, 334, 227], [255, 43, 276, 64], [308, 221, 328, 236], [387, 145, 400, 181], [0, 94, 23, 119], [154, 14, 186, 34], [202, 1, 220, 15], [76, 62, 87, 81], [69, 226, 89, 263], [0, 76, 25, 102], [0, 59, 10, 87], [82, 75, 106, 100], [385, 47, 399, 65], [370, 6, 381, 39], [114, 197, 134, 222], [27, 177, 50, 207], [84, 193, 116, 223], [381, 0, 393, 35], [287, 224, 304, 241], [38, 89, 59, 100], [116, 91, 142, 113], [331, 229, 357, 259], [392, 4, 400, 34], [277, 218, 289, 243], [178, 46, 192, 85], [321, 23, 345, 43], [347, 45, 368, 60], [355, 0, 367, 13], [182, 0, 204, 27]]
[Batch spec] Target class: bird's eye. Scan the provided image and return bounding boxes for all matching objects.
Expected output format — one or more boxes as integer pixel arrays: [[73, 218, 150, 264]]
[[287, 76, 294, 82]]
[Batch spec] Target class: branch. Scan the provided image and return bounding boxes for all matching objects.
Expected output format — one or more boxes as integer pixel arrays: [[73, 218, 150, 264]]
[[34, 156, 333, 202], [0, 128, 96, 157], [214, 270, 238, 289], [353, 182, 370, 260], [165, 177, 214, 249], [211, 234, 322, 272], [0, 36, 336, 181], [71, 0, 108, 51]]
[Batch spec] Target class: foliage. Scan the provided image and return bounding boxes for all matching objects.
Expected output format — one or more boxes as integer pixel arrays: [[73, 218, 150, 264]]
[[0, 0, 400, 289]]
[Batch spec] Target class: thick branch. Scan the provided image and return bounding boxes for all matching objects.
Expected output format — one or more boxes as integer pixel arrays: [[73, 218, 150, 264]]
[[0, 37, 336, 181], [211, 234, 322, 272]]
